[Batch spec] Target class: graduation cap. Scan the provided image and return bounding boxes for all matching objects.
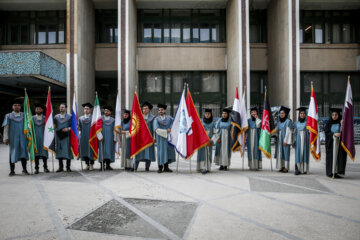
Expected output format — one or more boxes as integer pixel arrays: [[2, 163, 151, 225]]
[[296, 107, 308, 112], [141, 101, 153, 110], [103, 106, 113, 112], [123, 109, 130, 114], [12, 98, 22, 105], [250, 107, 258, 112], [204, 108, 212, 113], [222, 108, 232, 114], [157, 103, 167, 110], [34, 103, 45, 109], [280, 106, 291, 115], [56, 128, 69, 139], [82, 102, 93, 108], [330, 107, 342, 114]]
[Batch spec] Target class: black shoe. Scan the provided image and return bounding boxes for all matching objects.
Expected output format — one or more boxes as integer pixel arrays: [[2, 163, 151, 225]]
[[294, 170, 301, 175], [145, 167, 150, 172], [56, 168, 63, 173], [66, 168, 72, 172], [106, 165, 113, 170], [164, 167, 173, 173], [127, 168, 134, 172], [219, 166, 224, 170], [334, 174, 343, 179], [157, 168, 163, 173], [201, 169, 207, 175], [278, 167, 284, 172], [44, 168, 50, 173], [34, 169, 39, 174], [9, 171, 15, 176], [303, 172, 307, 174], [223, 166, 228, 171], [22, 170, 29, 175]]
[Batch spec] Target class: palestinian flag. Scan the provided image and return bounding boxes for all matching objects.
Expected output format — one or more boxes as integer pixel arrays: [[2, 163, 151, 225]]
[[23, 90, 37, 162], [43, 87, 55, 154], [258, 88, 275, 159], [89, 93, 102, 160]]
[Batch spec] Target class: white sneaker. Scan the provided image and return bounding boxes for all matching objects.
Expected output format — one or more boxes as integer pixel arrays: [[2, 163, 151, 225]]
[[89, 164, 94, 171]]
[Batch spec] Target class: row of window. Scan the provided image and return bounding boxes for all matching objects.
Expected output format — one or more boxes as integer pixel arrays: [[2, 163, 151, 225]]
[[0, 11, 66, 45]]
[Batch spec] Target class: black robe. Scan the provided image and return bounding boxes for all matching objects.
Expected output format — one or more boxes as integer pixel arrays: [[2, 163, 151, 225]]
[[324, 116, 347, 176]]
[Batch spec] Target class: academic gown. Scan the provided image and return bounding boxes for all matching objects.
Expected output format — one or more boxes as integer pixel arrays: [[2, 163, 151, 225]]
[[293, 120, 310, 173], [275, 118, 293, 169], [214, 118, 232, 167], [196, 120, 215, 172], [54, 113, 72, 160], [78, 115, 93, 161], [153, 115, 175, 166], [135, 114, 156, 162], [99, 116, 116, 163], [247, 118, 262, 170], [121, 119, 132, 168], [33, 115, 48, 158]]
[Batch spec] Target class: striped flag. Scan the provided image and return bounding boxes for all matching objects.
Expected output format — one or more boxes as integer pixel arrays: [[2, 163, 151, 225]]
[[239, 90, 249, 155], [89, 93, 102, 160], [70, 92, 79, 158], [43, 87, 55, 153], [258, 88, 275, 159], [341, 78, 355, 161], [306, 85, 321, 161], [23, 90, 37, 162], [231, 87, 242, 151]]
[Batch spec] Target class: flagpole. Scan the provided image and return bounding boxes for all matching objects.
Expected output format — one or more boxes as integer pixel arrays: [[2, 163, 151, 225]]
[[52, 152, 55, 173], [176, 152, 179, 174], [265, 86, 273, 172], [242, 87, 246, 171]]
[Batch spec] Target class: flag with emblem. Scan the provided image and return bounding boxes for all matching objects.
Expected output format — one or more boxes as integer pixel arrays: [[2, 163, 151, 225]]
[[89, 93, 102, 160], [23, 89, 37, 162], [43, 87, 55, 154], [129, 91, 154, 159], [306, 83, 321, 161]]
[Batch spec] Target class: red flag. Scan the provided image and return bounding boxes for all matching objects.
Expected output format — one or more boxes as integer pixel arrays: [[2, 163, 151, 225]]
[[130, 92, 154, 159], [89, 94, 102, 160], [185, 90, 210, 158], [306, 86, 321, 161]]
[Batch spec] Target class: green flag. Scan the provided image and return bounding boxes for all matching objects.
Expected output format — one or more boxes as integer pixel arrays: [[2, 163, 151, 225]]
[[23, 90, 37, 162], [258, 88, 275, 159]]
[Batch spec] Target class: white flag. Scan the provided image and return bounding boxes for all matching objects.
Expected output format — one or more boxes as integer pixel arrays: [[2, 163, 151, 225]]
[[239, 91, 249, 154], [168, 89, 193, 158], [114, 92, 122, 155]]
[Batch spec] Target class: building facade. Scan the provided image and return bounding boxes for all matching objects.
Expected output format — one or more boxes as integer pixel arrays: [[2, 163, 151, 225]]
[[0, 0, 359, 120]]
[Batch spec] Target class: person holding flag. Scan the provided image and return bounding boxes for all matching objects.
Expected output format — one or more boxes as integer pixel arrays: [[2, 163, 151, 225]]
[[292, 107, 310, 175], [89, 93, 103, 168], [135, 101, 156, 171], [120, 109, 133, 171], [325, 108, 346, 178], [43, 87, 56, 171], [154, 104, 175, 173], [196, 109, 215, 174], [274, 106, 293, 173], [78, 103, 94, 170], [54, 103, 73, 172], [214, 108, 232, 171], [247, 107, 262, 170], [33, 104, 49, 174], [2, 99, 29, 176], [98, 106, 116, 171]]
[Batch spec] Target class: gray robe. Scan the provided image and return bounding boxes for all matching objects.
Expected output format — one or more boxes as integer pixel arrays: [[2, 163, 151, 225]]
[[33, 115, 48, 158], [54, 113, 72, 160], [78, 115, 93, 161]]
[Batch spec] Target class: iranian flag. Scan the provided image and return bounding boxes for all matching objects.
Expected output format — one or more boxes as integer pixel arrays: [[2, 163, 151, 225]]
[[43, 87, 55, 154], [258, 87, 275, 159], [89, 93, 103, 160], [306, 85, 321, 161]]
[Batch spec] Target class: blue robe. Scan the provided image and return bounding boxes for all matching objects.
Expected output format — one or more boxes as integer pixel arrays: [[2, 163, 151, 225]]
[[214, 118, 232, 166], [99, 116, 115, 163], [2, 112, 28, 163], [135, 114, 156, 162], [78, 115, 93, 161], [54, 113, 72, 160], [293, 120, 310, 173], [121, 119, 131, 160], [153, 115, 175, 165], [197, 120, 214, 163], [33, 115, 48, 158], [275, 118, 293, 169], [247, 118, 262, 169]]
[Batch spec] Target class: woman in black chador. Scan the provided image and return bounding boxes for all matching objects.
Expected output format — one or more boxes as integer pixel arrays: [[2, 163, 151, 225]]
[[324, 108, 347, 178]]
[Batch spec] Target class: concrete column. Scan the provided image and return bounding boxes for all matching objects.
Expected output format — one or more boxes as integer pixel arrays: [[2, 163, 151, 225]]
[[226, 0, 250, 108], [268, 0, 299, 119], [75, 0, 95, 111]]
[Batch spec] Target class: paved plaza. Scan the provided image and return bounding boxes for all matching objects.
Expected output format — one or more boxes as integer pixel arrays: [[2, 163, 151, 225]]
[[0, 144, 359, 240]]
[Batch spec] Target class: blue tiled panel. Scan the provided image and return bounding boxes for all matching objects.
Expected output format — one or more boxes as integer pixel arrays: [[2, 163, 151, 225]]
[[0, 51, 65, 84]]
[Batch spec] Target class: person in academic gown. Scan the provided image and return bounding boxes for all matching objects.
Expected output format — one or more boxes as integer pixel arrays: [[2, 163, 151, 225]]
[[325, 108, 347, 178], [292, 107, 310, 175], [99, 106, 116, 171], [78, 102, 94, 170], [120, 109, 133, 171], [2, 99, 29, 176], [54, 103, 73, 172], [135, 101, 156, 171], [214, 108, 232, 171], [275, 106, 293, 173], [247, 107, 262, 170], [153, 103, 175, 173], [196, 108, 215, 174], [33, 104, 49, 174]]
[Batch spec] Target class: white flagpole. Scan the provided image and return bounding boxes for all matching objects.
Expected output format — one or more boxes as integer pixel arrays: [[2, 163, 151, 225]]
[[176, 153, 179, 174], [52, 152, 55, 173]]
